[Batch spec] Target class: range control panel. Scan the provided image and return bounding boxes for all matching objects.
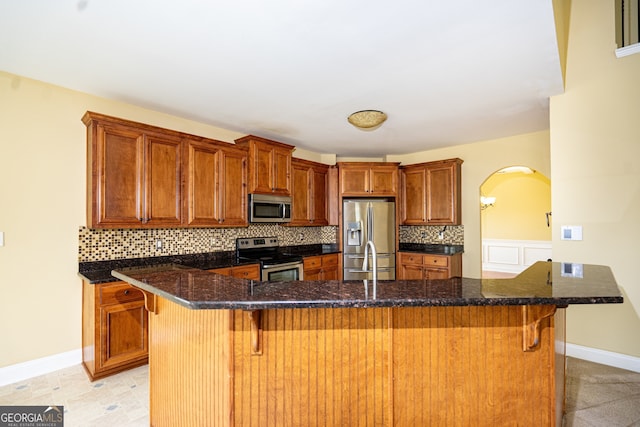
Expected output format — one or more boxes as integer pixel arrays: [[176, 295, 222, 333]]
[[236, 237, 279, 249]]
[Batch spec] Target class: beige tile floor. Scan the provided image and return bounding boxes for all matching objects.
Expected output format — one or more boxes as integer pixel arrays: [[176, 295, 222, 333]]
[[1, 357, 638, 426]]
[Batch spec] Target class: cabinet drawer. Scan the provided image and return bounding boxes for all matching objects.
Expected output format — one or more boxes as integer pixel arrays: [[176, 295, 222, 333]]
[[423, 255, 449, 267], [304, 256, 323, 269], [231, 264, 260, 280], [100, 283, 143, 306], [322, 254, 339, 266], [400, 253, 423, 265]]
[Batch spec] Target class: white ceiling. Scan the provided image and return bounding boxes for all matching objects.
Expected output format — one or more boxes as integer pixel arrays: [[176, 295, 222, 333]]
[[0, 1, 564, 157]]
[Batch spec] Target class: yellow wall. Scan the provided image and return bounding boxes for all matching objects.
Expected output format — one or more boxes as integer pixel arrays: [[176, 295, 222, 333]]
[[550, 0, 640, 357], [387, 130, 551, 278], [0, 72, 247, 368], [481, 171, 552, 241]]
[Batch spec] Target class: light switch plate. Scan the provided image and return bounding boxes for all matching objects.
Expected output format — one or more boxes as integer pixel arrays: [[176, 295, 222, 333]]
[[0, 231, 4, 247], [561, 262, 584, 278], [561, 225, 583, 241]]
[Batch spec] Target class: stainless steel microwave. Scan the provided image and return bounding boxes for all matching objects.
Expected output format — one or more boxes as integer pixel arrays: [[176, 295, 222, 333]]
[[249, 194, 292, 223]]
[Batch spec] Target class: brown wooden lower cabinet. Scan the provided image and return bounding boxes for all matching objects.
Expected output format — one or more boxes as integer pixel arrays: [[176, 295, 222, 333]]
[[399, 251, 462, 279], [81, 281, 148, 381], [147, 299, 566, 426], [303, 253, 339, 280]]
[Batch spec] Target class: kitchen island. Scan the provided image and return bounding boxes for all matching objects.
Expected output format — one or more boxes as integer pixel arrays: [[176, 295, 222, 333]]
[[112, 261, 622, 427]]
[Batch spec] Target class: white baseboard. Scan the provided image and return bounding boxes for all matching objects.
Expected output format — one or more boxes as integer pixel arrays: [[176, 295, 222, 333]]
[[0, 349, 82, 387], [566, 343, 640, 373]]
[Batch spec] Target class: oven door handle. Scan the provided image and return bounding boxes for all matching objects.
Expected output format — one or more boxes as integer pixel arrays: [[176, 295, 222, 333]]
[[261, 261, 303, 269]]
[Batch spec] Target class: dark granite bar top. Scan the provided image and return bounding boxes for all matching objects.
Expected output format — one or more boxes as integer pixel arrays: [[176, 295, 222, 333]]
[[398, 243, 464, 255], [111, 261, 623, 310], [79, 244, 341, 284]]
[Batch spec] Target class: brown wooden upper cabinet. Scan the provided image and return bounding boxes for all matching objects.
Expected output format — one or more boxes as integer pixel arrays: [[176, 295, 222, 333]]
[[234, 135, 294, 196], [83, 112, 183, 228], [338, 162, 399, 197], [184, 138, 248, 227], [289, 158, 329, 226], [83, 111, 249, 229], [400, 158, 463, 225]]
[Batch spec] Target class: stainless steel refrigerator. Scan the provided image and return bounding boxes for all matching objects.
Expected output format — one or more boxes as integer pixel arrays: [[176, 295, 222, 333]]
[[343, 199, 396, 280]]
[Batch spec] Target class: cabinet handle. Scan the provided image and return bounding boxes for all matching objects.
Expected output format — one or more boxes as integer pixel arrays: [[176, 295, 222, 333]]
[[124, 290, 130, 295]]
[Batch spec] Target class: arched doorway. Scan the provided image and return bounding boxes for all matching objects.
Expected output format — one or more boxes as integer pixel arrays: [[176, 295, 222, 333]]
[[480, 166, 552, 278]]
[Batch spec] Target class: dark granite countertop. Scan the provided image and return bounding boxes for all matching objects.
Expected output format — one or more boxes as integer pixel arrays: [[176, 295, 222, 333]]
[[79, 244, 341, 284], [399, 243, 464, 255], [111, 261, 623, 310]]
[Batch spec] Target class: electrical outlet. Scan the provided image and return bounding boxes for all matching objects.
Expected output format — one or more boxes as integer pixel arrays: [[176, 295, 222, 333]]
[[420, 231, 426, 239], [155, 239, 163, 250], [438, 232, 444, 240]]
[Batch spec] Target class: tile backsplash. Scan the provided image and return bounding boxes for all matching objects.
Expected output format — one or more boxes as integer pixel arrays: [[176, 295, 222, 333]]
[[399, 225, 464, 245], [79, 225, 338, 262], [79, 224, 463, 262]]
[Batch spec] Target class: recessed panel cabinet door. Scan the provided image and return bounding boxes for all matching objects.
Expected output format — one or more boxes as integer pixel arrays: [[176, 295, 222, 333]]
[[95, 124, 145, 226], [401, 168, 427, 224], [311, 167, 329, 225], [185, 140, 220, 226], [144, 135, 183, 227], [100, 300, 148, 370], [426, 163, 456, 224], [219, 148, 248, 226], [291, 164, 311, 224]]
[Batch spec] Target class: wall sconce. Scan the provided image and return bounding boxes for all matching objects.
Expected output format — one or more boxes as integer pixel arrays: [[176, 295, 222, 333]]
[[480, 196, 496, 210]]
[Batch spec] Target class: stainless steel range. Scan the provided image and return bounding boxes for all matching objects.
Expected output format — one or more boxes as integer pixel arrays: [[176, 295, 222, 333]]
[[236, 237, 303, 281]]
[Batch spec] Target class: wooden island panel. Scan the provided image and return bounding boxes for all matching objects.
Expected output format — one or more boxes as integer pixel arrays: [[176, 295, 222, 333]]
[[148, 299, 563, 426]]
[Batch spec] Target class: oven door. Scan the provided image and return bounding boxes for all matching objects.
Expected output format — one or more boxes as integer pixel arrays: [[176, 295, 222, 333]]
[[262, 261, 303, 281]]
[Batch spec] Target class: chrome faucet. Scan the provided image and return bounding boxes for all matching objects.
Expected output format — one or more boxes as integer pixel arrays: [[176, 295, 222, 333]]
[[362, 240, 377, 284]]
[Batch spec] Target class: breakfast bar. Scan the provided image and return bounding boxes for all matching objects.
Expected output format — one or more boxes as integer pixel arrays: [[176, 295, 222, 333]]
[[112, 261, 622, 427]]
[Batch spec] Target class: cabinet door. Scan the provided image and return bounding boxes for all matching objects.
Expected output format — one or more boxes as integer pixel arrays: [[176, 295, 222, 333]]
[[322, 265, 340, 280], [100, 299, 148, 370], [272, 146, 292, 195], [291, 163, 312, 224], [401, 264, 424, 280], [340, 166, 370, 195], [185, 139, 221, 226], [370, 166, 398, 195], [311, 167, 329, 225], [93, 123, 145, 227], [143, 134, 183, 227], [426, 162, 459, 224], [251, 142, 276, 194], [401, 167, 427, 224], [219, 148, 248, 226], [231, 264, 261, 280], [424, 268, 450, 280]]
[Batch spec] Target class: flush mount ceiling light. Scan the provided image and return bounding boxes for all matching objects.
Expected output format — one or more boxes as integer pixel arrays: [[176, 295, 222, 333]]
[[347, 110, 387, 129]]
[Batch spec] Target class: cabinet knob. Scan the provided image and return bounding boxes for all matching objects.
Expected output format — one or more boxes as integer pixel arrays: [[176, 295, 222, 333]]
[[124, 290, 130, 295]]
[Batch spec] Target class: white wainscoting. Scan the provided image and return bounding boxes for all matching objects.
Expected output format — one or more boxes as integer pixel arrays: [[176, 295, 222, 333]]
[[482, 239, 552, 274]]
